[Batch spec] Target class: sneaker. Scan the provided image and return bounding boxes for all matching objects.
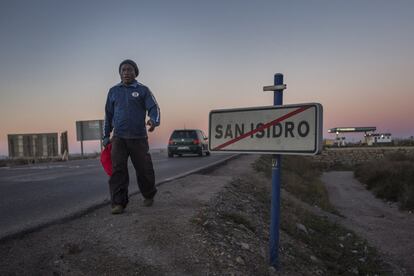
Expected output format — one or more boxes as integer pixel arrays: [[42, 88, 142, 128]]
[[143, 198, 154, 207], [111, 205, 124, 214]]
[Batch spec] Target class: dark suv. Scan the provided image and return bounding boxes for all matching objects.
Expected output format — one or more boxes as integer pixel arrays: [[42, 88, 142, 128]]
[[168, 129, 210, 157]]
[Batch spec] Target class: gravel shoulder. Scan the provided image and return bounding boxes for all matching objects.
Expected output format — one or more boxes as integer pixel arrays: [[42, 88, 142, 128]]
[[0, 155, 260, 275], [322, 171, 414, 275]]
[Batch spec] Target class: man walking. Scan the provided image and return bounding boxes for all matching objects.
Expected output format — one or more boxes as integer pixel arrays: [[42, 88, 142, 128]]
[[103, 59, 160, 214]]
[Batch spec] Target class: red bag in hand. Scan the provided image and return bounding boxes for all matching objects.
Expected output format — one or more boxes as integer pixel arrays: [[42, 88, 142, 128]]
[[100, 143, 112, 176]]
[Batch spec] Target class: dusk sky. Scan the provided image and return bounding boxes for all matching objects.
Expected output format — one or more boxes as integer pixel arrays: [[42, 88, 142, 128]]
[[1, 0, 413, 155]]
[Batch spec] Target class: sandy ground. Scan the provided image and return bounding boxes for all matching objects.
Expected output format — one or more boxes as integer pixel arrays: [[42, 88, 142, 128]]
[[322, 171, 414, 275]]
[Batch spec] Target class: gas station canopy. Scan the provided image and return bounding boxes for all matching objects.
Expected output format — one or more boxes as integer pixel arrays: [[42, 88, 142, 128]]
[[328, 127, 376, 133]]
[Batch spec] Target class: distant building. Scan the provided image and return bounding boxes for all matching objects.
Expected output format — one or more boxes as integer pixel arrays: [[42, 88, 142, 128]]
[[366, 133, 392, 146], [323, 139, 335, 146], [335, 136, 346, 147], [7, 133, 58, 158], [328, 126, 377, 147]]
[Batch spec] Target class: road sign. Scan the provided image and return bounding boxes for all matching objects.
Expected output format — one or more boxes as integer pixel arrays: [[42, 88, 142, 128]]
[[76, 120, 104, 141], [209, 103, 323, 155], [76, 119, 104, 156]]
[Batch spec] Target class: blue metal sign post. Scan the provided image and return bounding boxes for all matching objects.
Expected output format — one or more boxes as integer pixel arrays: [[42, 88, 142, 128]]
[[269, 73, 285, 267], [209, 73, 321, 267]]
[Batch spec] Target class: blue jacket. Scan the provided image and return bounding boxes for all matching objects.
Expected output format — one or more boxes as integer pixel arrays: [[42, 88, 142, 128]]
[[104, 80, 160, 139]]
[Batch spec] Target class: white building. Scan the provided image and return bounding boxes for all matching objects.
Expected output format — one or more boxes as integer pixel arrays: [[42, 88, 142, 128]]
[[366, 133, 392, 146]]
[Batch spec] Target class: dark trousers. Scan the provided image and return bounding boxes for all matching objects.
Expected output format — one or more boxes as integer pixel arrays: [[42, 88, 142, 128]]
[[109, 136, 157, 207]]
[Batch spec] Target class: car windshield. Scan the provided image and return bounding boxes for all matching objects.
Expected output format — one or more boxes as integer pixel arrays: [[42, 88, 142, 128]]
[[171, 131, 197, 139]]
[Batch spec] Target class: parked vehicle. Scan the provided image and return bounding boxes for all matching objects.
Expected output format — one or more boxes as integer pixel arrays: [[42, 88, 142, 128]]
[[168, 129, 210, 157]]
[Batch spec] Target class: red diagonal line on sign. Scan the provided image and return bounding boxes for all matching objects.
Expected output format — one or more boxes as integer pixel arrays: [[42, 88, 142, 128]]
[[213, 106, 311, 150]]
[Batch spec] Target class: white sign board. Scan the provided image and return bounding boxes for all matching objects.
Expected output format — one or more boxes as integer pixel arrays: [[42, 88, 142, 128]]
[[76, 120, 104, 141], [209, 103, 323, 155]]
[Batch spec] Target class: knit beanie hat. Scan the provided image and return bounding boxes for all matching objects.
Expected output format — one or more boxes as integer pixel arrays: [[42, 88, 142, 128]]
[[119, 59, 139, 77]]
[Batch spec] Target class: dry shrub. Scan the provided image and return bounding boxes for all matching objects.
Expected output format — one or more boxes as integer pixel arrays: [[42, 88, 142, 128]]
[[253, 155, 336, 213], [354, 152, 414, 210]]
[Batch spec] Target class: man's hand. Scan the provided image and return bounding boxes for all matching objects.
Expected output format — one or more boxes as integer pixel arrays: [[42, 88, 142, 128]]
[[102, 136, 111, 147], [147, 119, 156, 132]]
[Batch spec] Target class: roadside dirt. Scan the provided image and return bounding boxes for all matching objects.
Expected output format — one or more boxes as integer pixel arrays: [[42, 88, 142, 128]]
[[0, 155, 273, 275], [0, 155, 400, 275], [322, 171, 414, 275]]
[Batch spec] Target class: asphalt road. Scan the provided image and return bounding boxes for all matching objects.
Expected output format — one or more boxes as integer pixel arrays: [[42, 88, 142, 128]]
[[0, 152, 235, 240]]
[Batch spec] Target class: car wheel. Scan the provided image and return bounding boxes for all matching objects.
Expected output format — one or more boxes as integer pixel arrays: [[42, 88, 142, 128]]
[[168, 152, 173, 158]]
